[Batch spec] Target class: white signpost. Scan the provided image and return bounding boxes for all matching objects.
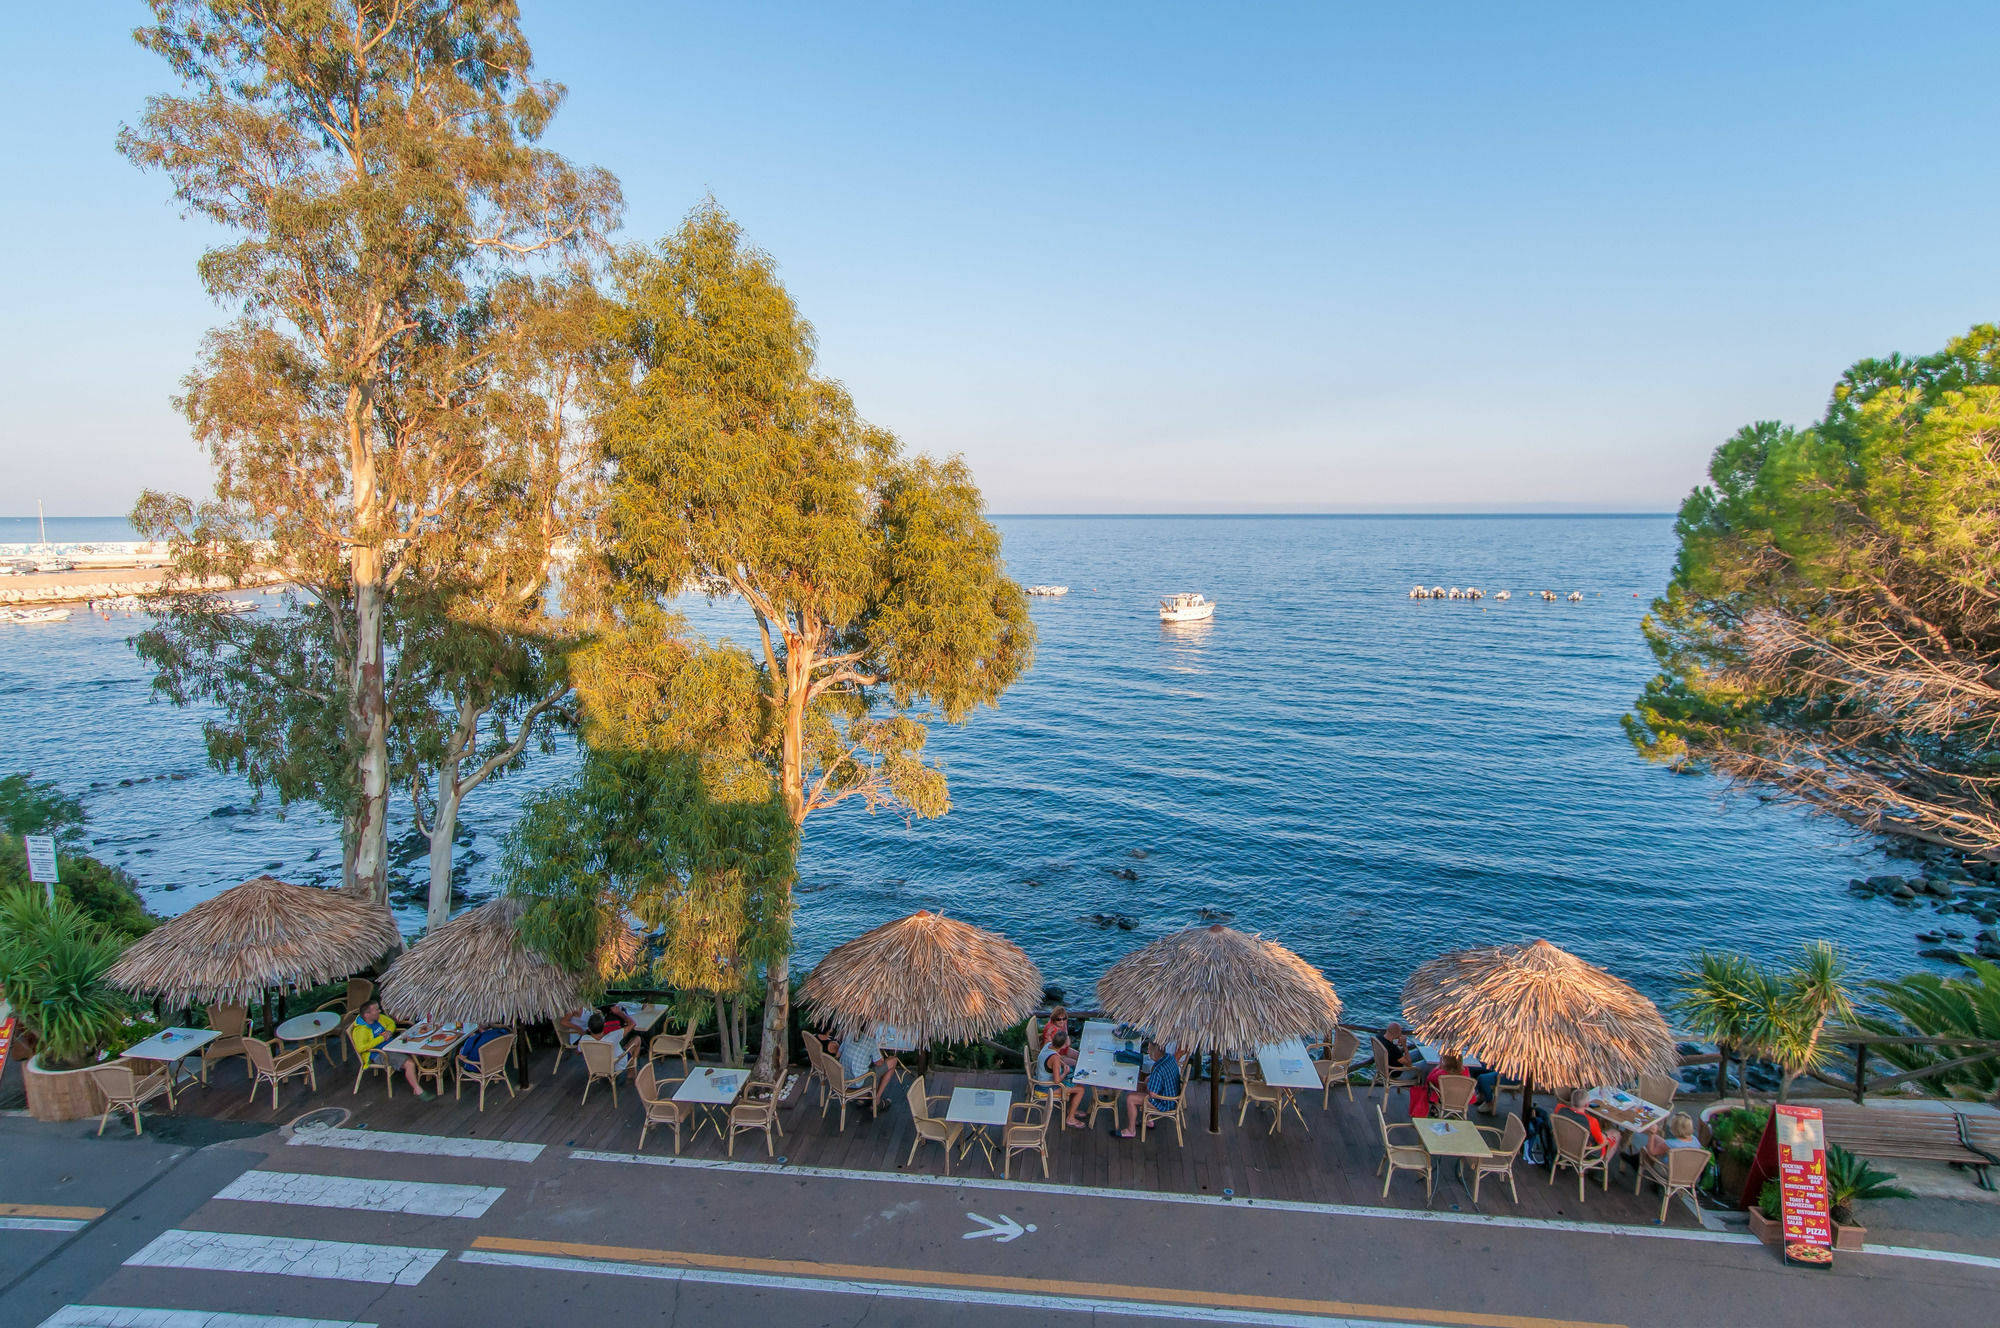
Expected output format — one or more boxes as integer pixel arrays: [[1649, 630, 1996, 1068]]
[[23, 834, 58, 903]]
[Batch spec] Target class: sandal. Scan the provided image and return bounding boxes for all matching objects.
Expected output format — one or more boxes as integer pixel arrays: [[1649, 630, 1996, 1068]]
[[1117, 1128, 1137, 1139]]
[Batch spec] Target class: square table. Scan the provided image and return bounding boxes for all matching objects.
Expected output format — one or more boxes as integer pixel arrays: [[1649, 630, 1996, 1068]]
[[945, 1086, 1012, 1168], [1584, 1086, 1669, 1135], [675, 1066, 749, 1141], [1257, 1040, 1322, 1090], [121, 1027, 220, 1104], [875, 1024, 920, 1053], [382, 1021, 470, 1090], [1074, 1020, 1140, 1092], [616, 1002, 670, 1034], [1415, 1116, 1493, 1200]]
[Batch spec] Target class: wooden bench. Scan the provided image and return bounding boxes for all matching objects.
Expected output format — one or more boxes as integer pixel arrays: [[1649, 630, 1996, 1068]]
[[1819, 1101, 2000, 1190]]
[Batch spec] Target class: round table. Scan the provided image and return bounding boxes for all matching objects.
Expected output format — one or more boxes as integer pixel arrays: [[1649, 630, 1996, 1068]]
[[276, 1010, 341, 1066]]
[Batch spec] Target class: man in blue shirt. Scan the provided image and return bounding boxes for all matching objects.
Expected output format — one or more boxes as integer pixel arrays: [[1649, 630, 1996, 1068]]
[[1122, 1041, 1180, 1138]]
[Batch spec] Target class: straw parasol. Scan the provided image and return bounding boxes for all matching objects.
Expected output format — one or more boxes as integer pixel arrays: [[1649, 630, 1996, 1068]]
[[1400, 939, 1678, 1110], [1096, 924, 1343, 1132], [377, 895, 640, 1028], [799, 910, 1042, 1047], [107, 875, 400, 1009]]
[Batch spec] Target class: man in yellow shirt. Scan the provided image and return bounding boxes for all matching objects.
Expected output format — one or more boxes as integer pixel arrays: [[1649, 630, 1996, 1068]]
[[350, 999, 431, 1098]]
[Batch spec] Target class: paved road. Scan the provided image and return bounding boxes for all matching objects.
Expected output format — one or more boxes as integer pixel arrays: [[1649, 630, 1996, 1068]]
[[3, 1116, 1994, 1327]]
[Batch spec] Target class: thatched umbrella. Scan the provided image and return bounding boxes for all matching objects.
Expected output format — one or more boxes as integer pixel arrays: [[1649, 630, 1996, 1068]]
[[1097, 924, 1343, 1132], [1400, 939, 1678, 1113], [799, 910, 1042, 1049], [378, 896, 642, 1086], [107, 875, 400, 1028]]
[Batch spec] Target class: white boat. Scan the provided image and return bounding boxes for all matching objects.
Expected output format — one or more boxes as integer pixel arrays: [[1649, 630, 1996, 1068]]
[[2, 606, 72, 624], [1158, 592, 1216, 623], [1026, 585, 1069, 597]]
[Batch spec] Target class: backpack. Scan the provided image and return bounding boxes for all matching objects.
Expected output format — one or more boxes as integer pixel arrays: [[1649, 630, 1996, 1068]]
[[1522, 1106, 1555, 1167]]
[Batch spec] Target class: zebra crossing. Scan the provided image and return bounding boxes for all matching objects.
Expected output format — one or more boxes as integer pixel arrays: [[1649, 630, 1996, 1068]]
[[35, 1128, 529, 1328]]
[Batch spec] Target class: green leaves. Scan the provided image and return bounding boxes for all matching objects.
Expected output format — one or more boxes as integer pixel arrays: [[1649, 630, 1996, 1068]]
[[0, 891, 139, 1071], [1862, 956, 2000, 1101], [1674, 943, 1855, 1099]]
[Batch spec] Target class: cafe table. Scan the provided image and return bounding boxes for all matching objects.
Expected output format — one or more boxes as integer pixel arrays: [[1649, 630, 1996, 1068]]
[[1584, 1086, 1669, 1135], [1075, 1020, 1140, 1092], [1414, 1117, 1492, 1200], [675, 1066, 749, 1142], [121, 1027, 220, 1105], [274, 1010, 341, 1067], [381, 1021, 470, 1091], [875, 1024, 920, 1053], [615, 1002, 670, 1034], [1256, 1040, 1322, 1090], [945, 1086, 1013, 1169]]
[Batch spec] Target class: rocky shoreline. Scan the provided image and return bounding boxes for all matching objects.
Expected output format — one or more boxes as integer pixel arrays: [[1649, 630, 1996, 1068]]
[[1846, 847, 2000, 966]]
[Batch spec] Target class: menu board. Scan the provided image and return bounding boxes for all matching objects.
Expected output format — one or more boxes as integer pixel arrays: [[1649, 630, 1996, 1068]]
[[1776, 1104, 1833, 1266]]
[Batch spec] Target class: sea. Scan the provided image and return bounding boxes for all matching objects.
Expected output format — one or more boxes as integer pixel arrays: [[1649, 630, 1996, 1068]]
[[0, 514, 1920, 1024]]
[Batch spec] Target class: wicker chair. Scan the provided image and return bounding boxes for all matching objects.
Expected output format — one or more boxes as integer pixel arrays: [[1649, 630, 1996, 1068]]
[[91, 1061, 172, 1136], [1025, 1046, 1066, 1128], [1369, 1035, 1424, 1100], [1140, 1059, 1191, 1145], [578, 1037, 624, 1107], [808, 1041, 877, 1130], [635, 1063, 691, 1154], [1635, 1145, 1711, 1224], [198, 1003, 251, 1084], [244, 1036, 316, 1110], [903, 1075, 964, 1174], [1237, 1064, 1285, 1134], [1315, 1028, 1360, 1106], [1003, 1100, 1053, 1178], [350, 1027, 398, 1098], [728, 1080, 784, 1157], [1376, 1103, 1433, 1200], [1434, 1073, 1476, 1120], [1551, 1112, 1612, 1201], [1086, 1085, 1123, 1131], [454, 1032, 517, 1111], [649, 1026, 696, 1078], [1471, 1112, 1527, 1204], [315, 978, 374, 1065], [1636, 1073, 1679, 1109]]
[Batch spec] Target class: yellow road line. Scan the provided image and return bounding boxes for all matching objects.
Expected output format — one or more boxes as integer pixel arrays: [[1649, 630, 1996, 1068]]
[[469, 1235, 1627, 1328], [0, 1203, 105, 1220]]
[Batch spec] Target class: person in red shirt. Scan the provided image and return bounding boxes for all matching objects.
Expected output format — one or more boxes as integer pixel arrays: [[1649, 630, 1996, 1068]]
[[1555, 1088, 1626, 1159]]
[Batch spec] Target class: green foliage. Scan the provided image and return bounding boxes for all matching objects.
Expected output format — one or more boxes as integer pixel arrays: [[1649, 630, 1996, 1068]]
[[1825, 1144, 1912, 1223], [1629, 324, 2000, 852], [1676, 944, 1854, 1100], [0, 891, 140, 1071], [1757, 1178, 1782, 1221], [0, 773, 87, 848], [1706, 1106, 1771, 1163], [1860, 956, 2000, 1100]]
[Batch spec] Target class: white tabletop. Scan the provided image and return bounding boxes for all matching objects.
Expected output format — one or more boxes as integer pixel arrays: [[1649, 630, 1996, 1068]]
[[122, 1028, 220, 1061], [675, 1066, 748, 1105], [1074, 1047, 1139, 1090], [616, 1002, 669, 1033], [275, 1011, 340, 1041], [1257, 1039, 1322, 1090], [945, 1086, 1012, 1126], [875, 1023, 920, 1052], [382, 1021, 471, 1057], [1081, 1019, 1132, 1054], [1585, 1086, 1670, 1132]]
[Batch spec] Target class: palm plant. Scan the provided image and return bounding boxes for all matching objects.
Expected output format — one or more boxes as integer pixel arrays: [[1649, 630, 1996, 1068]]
[[0, 889, 137, 1070], [1674, 951, 1769, 1103], [1675, 943, 1855, 1102], [1861, 957, 2000, 1100], [1824, 1144, 1912, 1225]]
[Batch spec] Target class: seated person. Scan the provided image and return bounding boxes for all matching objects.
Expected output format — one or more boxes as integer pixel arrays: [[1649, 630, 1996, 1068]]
[[1040, 1006, 1070, 1049], [559, 1006, 595, 1047], [1381, 1021, 1418, 1073], [1643, 1111, 1701, 1159], [1122, 1041, 1180, 1138], [1040, 1029, 1085, 1128], [458, 1023, 509, 1071], [583, 1012, 637, 1074], [1472, 1066, 1503, 1111], [349, 1000, 430, 1099], [835, 1025, 898, 1110], [1413, 1050, 1468, 1118], [1556, 1088, 1624, 1160], [597, 1003, 636, 1035]]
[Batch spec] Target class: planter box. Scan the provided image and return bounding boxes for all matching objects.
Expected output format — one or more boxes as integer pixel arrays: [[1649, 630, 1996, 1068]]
[[1833, 1220, 1867, 1252], [1746, 1209, 1781, 1247], [23, 1054, 106, 1123]]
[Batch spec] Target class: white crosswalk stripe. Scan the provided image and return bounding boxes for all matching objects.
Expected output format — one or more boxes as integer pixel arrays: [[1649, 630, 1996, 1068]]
[[40, 1309, 376, 1328], [215, 1170, 503, 1218], [125, 1230, 445, 1286], [288, 1125, 541, 1163], [3, 1216, 90, 1231]]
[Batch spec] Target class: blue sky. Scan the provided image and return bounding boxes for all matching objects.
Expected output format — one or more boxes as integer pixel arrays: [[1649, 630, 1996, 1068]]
[[4, 2, 1996, 514]]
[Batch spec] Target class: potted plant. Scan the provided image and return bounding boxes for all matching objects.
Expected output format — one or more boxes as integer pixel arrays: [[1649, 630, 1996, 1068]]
[[1702, 1104, 1770, 1205], [1825, 1144, 1911, 1251], [0, 890, 143, 1121], [1748, 1179, 1783, 1246]]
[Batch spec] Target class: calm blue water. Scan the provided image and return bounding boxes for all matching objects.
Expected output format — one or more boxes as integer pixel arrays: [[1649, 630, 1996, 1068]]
[[0, 516, 1912, 1023]]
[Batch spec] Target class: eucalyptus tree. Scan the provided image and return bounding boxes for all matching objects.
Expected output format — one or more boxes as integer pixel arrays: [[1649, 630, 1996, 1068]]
[[585, 203, 1035, 1075], [1629, 325, 2000, 856], [121, 0, 619, 901]]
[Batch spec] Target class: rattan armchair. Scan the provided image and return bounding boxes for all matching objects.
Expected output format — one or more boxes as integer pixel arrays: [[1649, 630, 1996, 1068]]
[[91, 1061, 172, 1136], [634, 1064, 691, 1153], [1376, 1103, 1433, 1200], [1025, 1046, 1067, 1128], [244, 1036, 315, 1109], [1636, 1073, 1679, 1109], [1471, 1112, 1527, 1204], [728, 1080, 784, 1157], [1237, 1064, 1285, 1134], [1003, 1099, 1053, 1178], [1315, 1028, 1360, 1106], [903, 1075, 964, 1175], [314, 978, 374, 1065], [454, 1032, 517, 1111], [1369, 1035, 1424, 1100], [808, 1041, 877, 1130], [1140, 1059, 1191, 1145], [1550, 1113, 1612, 1201], [1635, 1145, 1710, 1224], [1434, 1073, 1476, 1120], [649, 1026, 696, 1078], [196, 1003, 250, 1084], [578, 1037, 623, 1107]]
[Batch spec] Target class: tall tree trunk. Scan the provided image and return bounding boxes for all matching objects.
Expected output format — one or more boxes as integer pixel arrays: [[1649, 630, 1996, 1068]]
[[350, 568, 391, 903], [755, 668, 809, 1081], [425, 773, 463, 933]]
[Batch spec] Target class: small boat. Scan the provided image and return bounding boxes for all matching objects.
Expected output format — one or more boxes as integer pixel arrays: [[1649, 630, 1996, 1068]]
[[1025, 585, 1069, 597], [1, 606, 72, 624], [1159, 592, 1216, 623]]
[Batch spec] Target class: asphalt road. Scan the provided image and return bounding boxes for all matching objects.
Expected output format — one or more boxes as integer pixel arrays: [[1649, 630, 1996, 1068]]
[[2, 1116, 1993, 1328]]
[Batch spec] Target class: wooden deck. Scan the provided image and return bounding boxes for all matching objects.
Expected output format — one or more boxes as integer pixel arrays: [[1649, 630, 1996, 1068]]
[[156, 1039, 1687, 1228]]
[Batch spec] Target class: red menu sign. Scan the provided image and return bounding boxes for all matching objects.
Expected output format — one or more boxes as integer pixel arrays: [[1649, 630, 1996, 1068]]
[[0, 1016, 14, 1085], [1775, 1104, 1833, 1266]]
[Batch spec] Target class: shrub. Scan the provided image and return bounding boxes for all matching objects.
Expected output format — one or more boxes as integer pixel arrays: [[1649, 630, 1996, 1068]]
[[0, 890, 139, 1071], [1706, 1105, 1771, 1163], [1826, 1144, 1912, 1224]]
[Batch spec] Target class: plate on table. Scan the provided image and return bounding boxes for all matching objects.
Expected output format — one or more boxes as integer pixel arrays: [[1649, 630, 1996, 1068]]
[[424, 1033, 458, 1049], [406, 1022, 432, 1040]]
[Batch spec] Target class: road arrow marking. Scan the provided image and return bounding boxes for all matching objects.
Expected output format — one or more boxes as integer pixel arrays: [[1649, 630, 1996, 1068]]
[[963, 1212, 1033, 1242]]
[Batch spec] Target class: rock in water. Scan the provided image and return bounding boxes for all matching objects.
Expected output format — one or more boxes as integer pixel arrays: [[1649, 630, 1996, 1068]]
[[1917, 947, 1969, 965]]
